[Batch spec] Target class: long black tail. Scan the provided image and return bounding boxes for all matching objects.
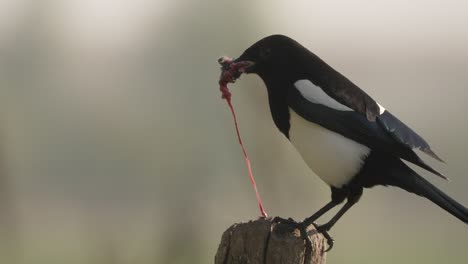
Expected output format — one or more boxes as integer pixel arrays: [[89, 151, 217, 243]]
[[411, 174, 467, 223], [389, 160, 468, 224]]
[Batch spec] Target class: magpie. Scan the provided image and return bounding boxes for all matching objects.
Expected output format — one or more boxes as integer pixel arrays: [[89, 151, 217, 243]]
[[231, 34, 468, 247]]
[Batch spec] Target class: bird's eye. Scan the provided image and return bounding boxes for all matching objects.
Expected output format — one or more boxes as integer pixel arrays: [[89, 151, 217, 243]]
[[259, 47, 272, 60]]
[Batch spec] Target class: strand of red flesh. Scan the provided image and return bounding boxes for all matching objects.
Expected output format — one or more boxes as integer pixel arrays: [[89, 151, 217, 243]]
[[219, 59, 268, 217]]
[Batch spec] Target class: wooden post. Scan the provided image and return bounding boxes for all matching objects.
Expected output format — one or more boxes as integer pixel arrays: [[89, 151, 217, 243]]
[[215, 217, 327, 264]]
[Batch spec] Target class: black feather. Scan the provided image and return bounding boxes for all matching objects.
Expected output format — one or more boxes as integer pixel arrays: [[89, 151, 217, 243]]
[[377, 111, 445, 163], [288, 88, 446, 179], [356, 151, 466, 223]]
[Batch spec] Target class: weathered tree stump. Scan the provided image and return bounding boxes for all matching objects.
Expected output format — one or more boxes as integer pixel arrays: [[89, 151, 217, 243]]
[[215, 217, 327, 264]]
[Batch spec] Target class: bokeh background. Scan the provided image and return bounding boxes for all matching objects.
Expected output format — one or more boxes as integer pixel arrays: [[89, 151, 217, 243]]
[[1, 1, 467, 263]]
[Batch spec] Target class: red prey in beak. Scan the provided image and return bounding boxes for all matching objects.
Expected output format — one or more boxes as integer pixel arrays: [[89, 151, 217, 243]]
[[217, 56, 267, 218]]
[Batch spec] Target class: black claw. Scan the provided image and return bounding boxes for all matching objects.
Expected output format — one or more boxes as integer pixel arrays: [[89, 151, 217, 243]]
[[313, 223, 335, 252], [323, 233, 334, 252], [300, 221, 336, 252]]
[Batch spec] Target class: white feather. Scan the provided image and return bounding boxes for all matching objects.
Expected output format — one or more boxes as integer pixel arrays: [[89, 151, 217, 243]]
[[295, 79, 386, 115], [289, 108, 370, 188], [377, 103, 386, 114], [294, 80, 352, 111]]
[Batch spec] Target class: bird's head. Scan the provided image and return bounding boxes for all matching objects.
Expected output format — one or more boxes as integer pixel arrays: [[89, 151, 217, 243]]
[[234, 35, 305, 79]]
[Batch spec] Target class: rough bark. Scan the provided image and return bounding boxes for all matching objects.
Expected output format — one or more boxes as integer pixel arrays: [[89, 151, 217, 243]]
[[215, 217, 327, 264]]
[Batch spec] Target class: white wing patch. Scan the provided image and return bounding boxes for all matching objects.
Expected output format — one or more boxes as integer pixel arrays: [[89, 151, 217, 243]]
[[377, 103, 386, 114], [294, 79, 352, 111], [295, 79, 386, 115]]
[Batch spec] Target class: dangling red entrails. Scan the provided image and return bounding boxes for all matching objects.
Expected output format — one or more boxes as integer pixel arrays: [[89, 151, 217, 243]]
[[218, 56, 268, 218]]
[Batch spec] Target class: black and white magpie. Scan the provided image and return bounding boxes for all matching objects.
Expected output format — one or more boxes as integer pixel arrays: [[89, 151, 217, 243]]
[[232, 34, 468, 245]]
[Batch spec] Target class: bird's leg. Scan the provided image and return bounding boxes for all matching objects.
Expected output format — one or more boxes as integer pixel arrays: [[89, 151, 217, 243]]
[[300, 187, 347, 251], [300, 201, 337, 251], [315, 200, 355, 231], [315, 186, 363, 251], [302, 187, 348, 227], [301, 201, 338, 227], [316, 186, 362, 232]]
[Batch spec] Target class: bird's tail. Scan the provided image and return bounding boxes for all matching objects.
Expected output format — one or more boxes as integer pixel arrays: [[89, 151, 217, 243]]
[[412, 175, 468, 223], [388, 161, 468, 224]]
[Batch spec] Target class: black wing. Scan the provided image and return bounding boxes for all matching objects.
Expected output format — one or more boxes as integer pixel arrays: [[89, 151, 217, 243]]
[[288, 88, 446, 179], [376, 112, 444, 162], [303, 52, 381, 121]]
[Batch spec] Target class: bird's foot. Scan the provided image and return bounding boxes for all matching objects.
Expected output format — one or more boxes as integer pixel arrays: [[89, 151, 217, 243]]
[[310, 222, 335, 252], [273, 218, 335, 252]]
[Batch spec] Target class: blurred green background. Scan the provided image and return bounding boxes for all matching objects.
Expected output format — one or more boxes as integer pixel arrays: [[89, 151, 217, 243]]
[[1, 1, 467, 263]]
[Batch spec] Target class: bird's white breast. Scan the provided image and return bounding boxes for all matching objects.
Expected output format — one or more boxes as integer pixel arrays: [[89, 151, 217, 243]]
[[289, 108, 370, 188]]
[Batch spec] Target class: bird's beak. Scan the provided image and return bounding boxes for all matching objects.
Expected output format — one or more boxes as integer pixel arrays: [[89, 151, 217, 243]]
[[218, 56, 256, 85], [233, 56, 256, 73]]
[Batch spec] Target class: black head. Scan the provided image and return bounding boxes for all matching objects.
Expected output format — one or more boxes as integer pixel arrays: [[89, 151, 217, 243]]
[[234, 35, 307, 79]]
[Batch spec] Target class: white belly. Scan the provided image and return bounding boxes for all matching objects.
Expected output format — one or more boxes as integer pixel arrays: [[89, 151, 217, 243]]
[[289, 109, 370, 188]]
